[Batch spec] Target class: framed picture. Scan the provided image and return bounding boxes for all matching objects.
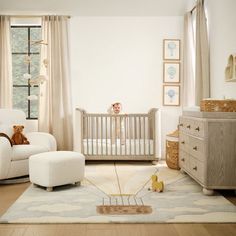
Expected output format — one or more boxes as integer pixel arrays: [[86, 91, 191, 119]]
[[163, 62, 180, 83], [163, 39, 180, 60], [163, 85, 180, 106]]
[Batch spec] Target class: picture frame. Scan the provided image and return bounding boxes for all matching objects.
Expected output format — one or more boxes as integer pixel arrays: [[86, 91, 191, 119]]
[[163, 85, 180, 106], [163, 39, 180, 60], [163, 62, 180, 83]]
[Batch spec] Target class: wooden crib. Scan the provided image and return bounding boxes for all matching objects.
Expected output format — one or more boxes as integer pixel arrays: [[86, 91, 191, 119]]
[[75, 108, 159, 162]]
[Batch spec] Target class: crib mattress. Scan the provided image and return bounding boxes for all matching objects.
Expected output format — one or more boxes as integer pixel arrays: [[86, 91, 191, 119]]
[[83, 139, 154, 156]]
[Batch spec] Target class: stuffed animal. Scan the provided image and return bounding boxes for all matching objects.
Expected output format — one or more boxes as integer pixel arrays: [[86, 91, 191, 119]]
[[11, 125, 30, 145], [149, 174, 164, 192]]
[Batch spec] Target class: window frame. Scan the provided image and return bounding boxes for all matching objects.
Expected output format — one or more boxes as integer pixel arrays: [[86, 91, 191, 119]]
[[11, 25, 41, 120]]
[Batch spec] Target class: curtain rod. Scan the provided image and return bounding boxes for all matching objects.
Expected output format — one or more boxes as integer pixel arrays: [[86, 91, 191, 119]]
[[7, 15, 71, 19]]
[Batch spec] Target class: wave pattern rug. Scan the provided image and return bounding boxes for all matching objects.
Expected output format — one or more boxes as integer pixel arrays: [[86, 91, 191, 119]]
[[0, 162, 236, 223]]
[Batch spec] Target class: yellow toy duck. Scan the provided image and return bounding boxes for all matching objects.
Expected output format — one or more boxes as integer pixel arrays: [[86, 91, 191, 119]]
[[149, 175, 164, 192]]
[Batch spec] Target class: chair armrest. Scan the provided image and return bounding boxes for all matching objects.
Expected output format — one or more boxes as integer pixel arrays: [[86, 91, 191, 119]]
[[0, 137, 12, 179], [26, 132, 57, 151]]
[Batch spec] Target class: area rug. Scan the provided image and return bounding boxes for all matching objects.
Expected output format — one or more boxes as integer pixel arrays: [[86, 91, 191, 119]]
[[0, 162, 236, 223]]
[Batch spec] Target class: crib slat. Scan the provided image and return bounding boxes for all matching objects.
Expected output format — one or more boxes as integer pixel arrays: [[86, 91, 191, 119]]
[[96, 116, 98, 155], [148, 116, 151, 155], [143, 116, 146, 155], [101, 116, 103, 155], [139, 116, 141, 155], [124, 116, 127, 156], [120, 116, 122, 155], [105, 116, 108, 155], [115, 116, 117, 156], [110, 116, 112, 155], [91, 116, 94, 155], [129, 116, 131, 155], [134, 116, 137, 156], [87, 116, 89, 155]]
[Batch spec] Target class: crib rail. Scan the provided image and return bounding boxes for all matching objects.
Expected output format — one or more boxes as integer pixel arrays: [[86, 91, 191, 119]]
[[76, 108, 158, 161]]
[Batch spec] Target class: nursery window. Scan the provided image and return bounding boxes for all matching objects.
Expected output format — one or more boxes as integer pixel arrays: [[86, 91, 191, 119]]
[[11, 25, 41, 119]]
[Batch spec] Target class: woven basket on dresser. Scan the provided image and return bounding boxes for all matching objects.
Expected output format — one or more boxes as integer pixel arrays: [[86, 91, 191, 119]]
[[166, 130, 180, 170], [200, 100, 236, 112]]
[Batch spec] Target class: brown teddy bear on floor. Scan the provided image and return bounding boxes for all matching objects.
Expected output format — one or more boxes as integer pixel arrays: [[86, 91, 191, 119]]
[[11, 125, 30, 145]]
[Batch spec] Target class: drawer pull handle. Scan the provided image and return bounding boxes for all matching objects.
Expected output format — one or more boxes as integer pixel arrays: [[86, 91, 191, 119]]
[[187, 125, 191, 129], [195, 127, 200, 131], [193, 166, 197, 171], [181, 141, 185, 144], [193, 146, 198, 151], [179, 123, 183, 127], [181, 158, 185, 162]]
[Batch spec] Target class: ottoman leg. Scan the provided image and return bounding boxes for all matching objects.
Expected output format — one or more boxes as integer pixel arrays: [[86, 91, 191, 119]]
[[46, 187, 53, 192], [75, 181, 81, 186]]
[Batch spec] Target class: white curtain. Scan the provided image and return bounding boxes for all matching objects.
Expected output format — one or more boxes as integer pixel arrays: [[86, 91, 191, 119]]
[[183, 12, 195, 107], [39, 16, 73, 150], [195, 0, 210, 105], [0, 16, 12, 108]]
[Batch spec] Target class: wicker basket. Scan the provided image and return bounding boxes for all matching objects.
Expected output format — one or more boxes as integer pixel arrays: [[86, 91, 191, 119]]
[[166, 130, 180, 170], [200, 100, 236, 112]]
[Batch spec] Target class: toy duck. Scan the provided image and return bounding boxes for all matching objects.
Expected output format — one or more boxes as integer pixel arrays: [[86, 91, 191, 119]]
[[150, 175, 164, 192]]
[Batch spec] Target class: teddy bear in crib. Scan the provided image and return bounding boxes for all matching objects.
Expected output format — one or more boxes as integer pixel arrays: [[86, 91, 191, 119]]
[[108, 102, 125, 145], [148, 174, 164, 192], [11, 125, 30, 145]]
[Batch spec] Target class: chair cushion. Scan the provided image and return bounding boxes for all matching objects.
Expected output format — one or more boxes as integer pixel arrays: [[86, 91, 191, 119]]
[[12, 145, 49, 161]]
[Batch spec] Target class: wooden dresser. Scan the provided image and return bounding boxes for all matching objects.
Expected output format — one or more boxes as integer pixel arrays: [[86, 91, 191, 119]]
[[179, 111, 236, 195]]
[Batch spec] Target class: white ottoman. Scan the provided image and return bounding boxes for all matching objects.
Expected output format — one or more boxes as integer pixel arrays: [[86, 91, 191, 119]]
[[29, 151, 85, 191]]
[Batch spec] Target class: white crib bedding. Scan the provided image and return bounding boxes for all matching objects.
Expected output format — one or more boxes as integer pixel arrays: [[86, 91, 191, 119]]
[[83, 139, 153, 155]]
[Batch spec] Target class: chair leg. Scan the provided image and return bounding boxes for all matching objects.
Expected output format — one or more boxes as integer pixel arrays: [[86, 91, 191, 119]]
[[46, 187, 53, 192]]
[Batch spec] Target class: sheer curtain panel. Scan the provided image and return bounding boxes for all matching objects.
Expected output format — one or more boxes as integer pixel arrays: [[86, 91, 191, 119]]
[[183, 12, 195, 107], [0, 16, 12, 108], [39, 16, 73, 150], [195, 0, 210, 105]]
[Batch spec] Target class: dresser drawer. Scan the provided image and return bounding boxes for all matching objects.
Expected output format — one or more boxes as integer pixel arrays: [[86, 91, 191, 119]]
[[189, 158, 204, 183], [188, 136, 205, 162], [179, 150, 190, 171], [179, 132, 189, 152], [179, 117, 193, 135], [179, 116, 205, 138]]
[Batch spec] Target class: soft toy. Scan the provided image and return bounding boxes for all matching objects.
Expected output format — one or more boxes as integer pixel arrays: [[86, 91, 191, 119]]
[[148, 175, 164, 192], [11, 125, 30, 145]]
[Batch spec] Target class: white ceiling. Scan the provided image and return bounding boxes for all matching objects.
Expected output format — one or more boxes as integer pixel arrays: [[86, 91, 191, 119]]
[[0, 0, 195, 16]]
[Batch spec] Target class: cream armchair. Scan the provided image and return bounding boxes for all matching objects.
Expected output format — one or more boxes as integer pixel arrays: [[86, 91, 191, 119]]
[[0, 109, 57, 180]]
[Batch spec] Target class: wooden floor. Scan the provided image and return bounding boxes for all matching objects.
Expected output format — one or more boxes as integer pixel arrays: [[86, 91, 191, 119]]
[[0, 182, 235, 236]]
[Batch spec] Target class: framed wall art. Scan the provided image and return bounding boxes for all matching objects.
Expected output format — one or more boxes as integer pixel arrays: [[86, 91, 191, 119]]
[[163, 39, 180, 60], [163, 62, 180, 83], [163, 85, 180, 106]]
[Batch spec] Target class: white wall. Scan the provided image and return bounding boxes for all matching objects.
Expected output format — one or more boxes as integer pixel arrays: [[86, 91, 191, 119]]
[[206, 0, 236, 99], [70, 17, 183, 158]]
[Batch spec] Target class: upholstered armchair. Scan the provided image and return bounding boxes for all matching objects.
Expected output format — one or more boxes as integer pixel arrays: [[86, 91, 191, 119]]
[[0, 109, 57, 180]]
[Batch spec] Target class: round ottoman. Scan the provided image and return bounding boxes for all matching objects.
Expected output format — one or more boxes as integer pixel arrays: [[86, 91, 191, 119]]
[[29, 151, 85, 191]]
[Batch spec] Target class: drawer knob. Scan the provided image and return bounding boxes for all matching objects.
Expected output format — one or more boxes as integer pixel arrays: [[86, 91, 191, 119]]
[[181, 158, 185, 162], [195, 127, 200, 131], [193, 166, 197, 171], [181, 141, 185, 144], [187, 125, 191, 129], [193, 146, 198, 151], [179, 123, 183, 127]]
